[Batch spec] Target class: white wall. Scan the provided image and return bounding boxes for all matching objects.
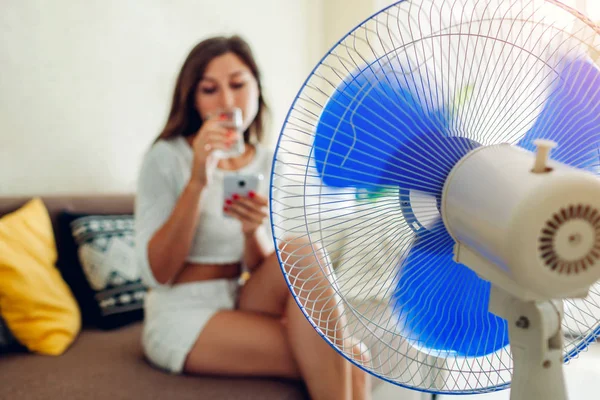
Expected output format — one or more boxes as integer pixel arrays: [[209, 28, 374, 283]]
[[0, 0, 323, 196], [322, 0, 378, 49]]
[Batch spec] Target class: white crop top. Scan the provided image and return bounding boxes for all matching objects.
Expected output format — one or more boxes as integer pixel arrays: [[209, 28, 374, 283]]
[[134, 136, 274, 288]]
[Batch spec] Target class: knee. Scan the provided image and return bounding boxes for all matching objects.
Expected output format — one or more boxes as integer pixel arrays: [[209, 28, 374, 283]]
[[277, 236, 330, 280], [350, 340, 372, 367], [276, 237, 343, 319], [349, 340, 373, 394], [277, 236, 320, 260]]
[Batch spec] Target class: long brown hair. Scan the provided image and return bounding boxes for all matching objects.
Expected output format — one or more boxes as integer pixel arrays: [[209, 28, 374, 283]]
[[156, 35, 268, 143]]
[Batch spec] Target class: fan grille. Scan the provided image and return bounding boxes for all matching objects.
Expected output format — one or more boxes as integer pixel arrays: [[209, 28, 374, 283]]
[[271, 0, 600, 394], [539, 205, 600, 274]]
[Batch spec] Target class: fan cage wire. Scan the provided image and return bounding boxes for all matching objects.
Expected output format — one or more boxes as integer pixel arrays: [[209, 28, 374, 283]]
[[269, 0, 600, 394]]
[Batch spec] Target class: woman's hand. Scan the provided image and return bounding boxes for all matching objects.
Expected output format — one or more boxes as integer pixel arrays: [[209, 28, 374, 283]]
[[190, 115, 240, 186], [224, 191, 269, 237]]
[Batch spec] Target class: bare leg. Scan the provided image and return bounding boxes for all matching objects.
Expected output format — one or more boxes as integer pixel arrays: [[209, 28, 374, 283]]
[[280, 238, 351, 400], [239, 237, 372, 400], [347, 337, 372, 400], [183, 308, 370, 399], [183, 310, 301, 379]]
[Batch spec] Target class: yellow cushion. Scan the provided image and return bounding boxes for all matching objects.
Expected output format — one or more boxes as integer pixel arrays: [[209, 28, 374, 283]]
[[0, 198, 81, 355]]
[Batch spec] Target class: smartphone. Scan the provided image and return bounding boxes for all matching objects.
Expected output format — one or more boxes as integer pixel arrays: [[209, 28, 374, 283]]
[[223, 173, 264, 217]]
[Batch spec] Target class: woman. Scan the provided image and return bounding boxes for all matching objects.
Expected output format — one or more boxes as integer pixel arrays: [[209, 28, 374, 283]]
[[135, 35, 371, 400]]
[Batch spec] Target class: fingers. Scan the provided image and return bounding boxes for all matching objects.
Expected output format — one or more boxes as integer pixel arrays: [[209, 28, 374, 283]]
[[235, 192, 268, 216], [247, 191, 268, 207], [224, 195, 268, 224], [189, 117, 242, 184], [226, 201, 267, 223], [225, 206, 264, 225], [195, 128, 240, 154], [205, 130, 238, 150]]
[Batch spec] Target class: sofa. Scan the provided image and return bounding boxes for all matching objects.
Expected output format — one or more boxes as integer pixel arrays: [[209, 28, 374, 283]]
[[0, 195, 308, 400]]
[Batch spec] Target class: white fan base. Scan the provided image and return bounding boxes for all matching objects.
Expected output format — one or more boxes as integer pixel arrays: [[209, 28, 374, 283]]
[[489, 286, 568, 400]]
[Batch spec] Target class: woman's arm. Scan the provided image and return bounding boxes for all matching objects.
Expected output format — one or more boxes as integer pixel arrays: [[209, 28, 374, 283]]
[[226, 191, 272, 271], [137, 122, 235, 286], [146, 179, 206, 284]]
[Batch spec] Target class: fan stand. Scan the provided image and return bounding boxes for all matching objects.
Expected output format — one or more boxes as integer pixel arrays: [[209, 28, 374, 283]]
[[489, 286, 567, 400]]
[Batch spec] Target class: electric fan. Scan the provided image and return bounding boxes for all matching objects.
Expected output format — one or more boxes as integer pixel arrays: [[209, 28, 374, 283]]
[[269, 0, 600, 399]]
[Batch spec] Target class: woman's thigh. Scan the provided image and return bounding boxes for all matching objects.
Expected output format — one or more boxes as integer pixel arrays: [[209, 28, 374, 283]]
[[237, 251, 289, 316], [238, 236, 333, 317], [183, 309, 300, 379]]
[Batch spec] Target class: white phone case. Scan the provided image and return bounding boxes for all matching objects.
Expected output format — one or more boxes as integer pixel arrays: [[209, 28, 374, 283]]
[[223, 173, 264, 217]]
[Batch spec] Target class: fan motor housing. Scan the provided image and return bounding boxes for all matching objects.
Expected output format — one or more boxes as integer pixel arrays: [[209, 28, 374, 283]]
[[442, 144, 600, 299]]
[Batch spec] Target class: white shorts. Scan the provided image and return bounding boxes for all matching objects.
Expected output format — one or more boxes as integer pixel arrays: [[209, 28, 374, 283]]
[[142, 278, 240, 374]]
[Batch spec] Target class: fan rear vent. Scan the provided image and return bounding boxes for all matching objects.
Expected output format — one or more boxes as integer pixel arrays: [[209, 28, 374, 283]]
[[539, 204, 600, 274]]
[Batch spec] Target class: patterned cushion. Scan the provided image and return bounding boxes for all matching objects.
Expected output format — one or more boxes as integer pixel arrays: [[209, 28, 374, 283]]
[[57, 212, 146, 329]]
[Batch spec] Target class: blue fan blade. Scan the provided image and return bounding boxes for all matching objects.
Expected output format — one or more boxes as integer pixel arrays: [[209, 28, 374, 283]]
[[392, 224, 509, 357], [381, 134, 479, 193], [517, 58, 600, 172], [314, 66, 478, 193]]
